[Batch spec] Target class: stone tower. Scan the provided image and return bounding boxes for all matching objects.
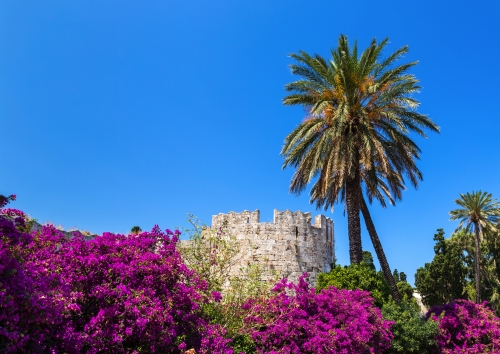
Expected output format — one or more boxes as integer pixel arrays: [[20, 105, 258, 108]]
[[211, 209, 334, 285]]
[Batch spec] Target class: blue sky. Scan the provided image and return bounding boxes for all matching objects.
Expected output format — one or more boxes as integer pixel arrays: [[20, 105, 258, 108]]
[[1, 1, 499, 285]]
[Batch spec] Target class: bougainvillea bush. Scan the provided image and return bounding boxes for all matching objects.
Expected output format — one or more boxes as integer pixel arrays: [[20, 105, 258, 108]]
[[241, 274, 393, 354], [427, 299, 500, 353], [0, 205, 234, 353], [0, 215, 68, 352]]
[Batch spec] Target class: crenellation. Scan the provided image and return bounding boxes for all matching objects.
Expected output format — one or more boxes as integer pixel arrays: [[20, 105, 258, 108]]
[[209, 208, 334, 286]]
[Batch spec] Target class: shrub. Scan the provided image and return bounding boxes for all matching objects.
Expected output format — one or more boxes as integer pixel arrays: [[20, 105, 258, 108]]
[[396, 281, 414, 301], [242, 274, 393, 354], [381, 301, 438, 353], [427, 299, 500, 353], [44, 225, 233, 353], [317, 264, 391, 307], [1, 204, 234, 353], [179, 214, 277, 353], [179, 214, 242, 294], [415, 229, 468, 308], [0, 216, 66, 352]]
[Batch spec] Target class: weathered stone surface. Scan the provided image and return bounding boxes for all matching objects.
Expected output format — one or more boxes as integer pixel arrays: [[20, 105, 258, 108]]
[[210, 209, 334, 286]]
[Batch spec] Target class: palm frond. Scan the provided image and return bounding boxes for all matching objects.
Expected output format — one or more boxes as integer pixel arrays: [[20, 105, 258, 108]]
[[281, 34, 439, 211]]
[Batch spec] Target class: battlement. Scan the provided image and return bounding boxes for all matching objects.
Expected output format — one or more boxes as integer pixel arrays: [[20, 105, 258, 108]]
[[212, 209, 261, 227], [211, 209, 334, 285], [213, 209, 333, 230]]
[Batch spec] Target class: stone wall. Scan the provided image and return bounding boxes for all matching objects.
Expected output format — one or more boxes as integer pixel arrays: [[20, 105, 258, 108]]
[[211, 209, 334, 285]]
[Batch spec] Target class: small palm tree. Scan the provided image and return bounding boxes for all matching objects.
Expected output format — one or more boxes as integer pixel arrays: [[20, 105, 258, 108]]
[[281, 34, 439, 264], [450, 191, 500, 303]]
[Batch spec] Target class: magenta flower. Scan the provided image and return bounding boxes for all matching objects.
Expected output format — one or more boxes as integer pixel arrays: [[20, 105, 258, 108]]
[[212, 291, 223, 303], [242, 274, 393, 354], [0, 210, 234, 353], [427, 299, 500, 353]]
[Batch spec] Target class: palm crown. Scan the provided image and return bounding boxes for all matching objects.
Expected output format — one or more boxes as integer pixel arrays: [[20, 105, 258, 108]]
[[450, 191, 500, 235], [282, 35, 438, 202]]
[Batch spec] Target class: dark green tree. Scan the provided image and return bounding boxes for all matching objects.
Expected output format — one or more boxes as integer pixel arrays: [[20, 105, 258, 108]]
[[361, 250, 376, 270], [381, 301, 438, 354], [451, 227, 500, 314], [131, 226, 142, 235], [415, 229, 468, 307], [393, 269, 400, 283], [391, 269, 413, 300], [396, 281, 414, 300], [317, 263, 391, 308]]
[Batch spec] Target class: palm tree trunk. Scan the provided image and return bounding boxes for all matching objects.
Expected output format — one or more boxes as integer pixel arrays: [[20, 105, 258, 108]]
[[345, 163, 363, 264], [474, 223, 481, 303], [360, 196, 402, 302]]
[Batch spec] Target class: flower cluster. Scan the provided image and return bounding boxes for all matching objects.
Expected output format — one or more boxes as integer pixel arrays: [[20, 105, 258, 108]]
[[0, 216, 67, 353], [241, 274, 393, 354], [427, 299, 500, 353], [0, 210, 234, 353], [0, 208, 26, 219], [0, 195, 16, 208]]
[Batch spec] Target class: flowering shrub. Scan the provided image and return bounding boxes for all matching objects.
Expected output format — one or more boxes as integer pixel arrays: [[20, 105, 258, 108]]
[[427, 299, 500, 353], [0, 195, 16, 208], [0, 208, 26, 219], [242, 274, 393, 354], [1, 203, 234, 353], [0, 216, 67, 352]]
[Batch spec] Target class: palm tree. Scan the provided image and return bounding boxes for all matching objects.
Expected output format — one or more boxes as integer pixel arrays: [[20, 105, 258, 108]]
[[450, 191, 500, 303], [281, 34, 439, 264]]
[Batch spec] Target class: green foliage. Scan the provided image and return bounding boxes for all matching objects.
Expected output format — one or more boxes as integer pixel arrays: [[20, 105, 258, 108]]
[[130, 226, 141, 234], [382, 301, 438, 353], [179, 214, 242, 293], [415, 229, 468, 307], [483, 229, 500, 316], [206, 262, 278, 353], [416, 225, 500, 315], [179, 214, 277, 353], [449, 191, 500, 303], [362, 250, 376, 270], [449, 191, 500, 235], [452, 227, 500, 314], [397, 281, 414, 301], [281, 35, 439, 211], [393, 269, 400, 282], [317, 263, 391, 308]]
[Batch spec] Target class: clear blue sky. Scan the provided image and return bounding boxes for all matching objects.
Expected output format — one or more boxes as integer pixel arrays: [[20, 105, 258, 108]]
[[2, 1, 499, 285]]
